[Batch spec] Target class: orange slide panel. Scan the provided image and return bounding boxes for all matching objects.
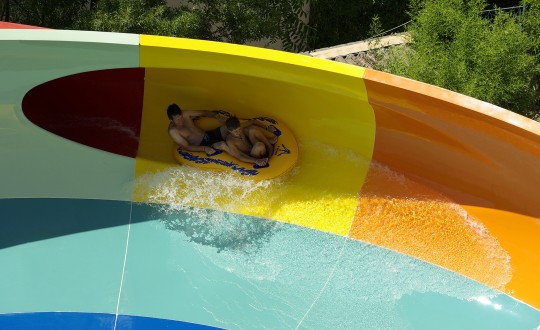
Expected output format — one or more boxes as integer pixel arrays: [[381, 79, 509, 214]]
[[355, 69, 540, 309]]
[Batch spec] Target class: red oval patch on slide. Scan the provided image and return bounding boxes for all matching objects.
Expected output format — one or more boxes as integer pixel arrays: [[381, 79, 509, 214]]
[[22, 68, 145, 158]]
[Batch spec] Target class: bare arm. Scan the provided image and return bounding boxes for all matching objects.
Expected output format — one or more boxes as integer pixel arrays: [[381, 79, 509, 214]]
[[241, 119, 278, 135], [185, 110, 230, 125], [184, 110, 218, 120], [169, 130, 214, 154], [226, 140, 267, 165]]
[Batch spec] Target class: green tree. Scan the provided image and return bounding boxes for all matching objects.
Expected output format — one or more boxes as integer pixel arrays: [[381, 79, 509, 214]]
[[78, 0, 309, 51], [0, 0, 9, 21], [188, 0, 309, 51], [3, 0, 309, 52], [3, 0, 87, 28], [379, 0, 539, 118], [75, 0, 203, 38], [520, 0, 540, 116]]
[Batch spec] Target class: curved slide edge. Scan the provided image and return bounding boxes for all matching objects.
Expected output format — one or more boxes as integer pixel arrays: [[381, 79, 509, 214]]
[[363, 68, 540, 217], [360, 68, 540, 310]]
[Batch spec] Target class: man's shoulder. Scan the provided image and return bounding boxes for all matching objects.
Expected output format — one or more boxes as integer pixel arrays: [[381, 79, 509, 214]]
[[168, 124, 183, 137]]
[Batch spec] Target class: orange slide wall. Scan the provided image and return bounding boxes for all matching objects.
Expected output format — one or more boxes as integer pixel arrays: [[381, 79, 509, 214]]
[[355, 68, 540, 309]]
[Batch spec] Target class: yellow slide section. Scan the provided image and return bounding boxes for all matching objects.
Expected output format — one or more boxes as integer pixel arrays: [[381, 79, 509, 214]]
[[134, 36, 376, 235]]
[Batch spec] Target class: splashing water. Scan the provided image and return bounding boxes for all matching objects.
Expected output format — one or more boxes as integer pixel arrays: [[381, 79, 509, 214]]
[[351, 162, 512, 291], [133, 140, 370, 251], [134, 165, 294, 253], [135, 165, 286, 216]]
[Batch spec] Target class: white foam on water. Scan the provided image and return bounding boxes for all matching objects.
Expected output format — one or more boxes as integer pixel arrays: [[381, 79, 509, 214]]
[[134, 165, 296, 254], [367, 162, 409, 186], [132, 152, 525, 329], [361, 161, 513, 291], [135, 165, 284, 216]]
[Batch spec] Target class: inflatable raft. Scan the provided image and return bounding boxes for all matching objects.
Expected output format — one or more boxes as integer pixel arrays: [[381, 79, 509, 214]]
[[173, 113, 298, 180]]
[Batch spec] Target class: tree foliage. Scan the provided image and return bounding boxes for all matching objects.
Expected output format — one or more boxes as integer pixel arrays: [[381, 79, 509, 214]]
[[1, 0, 88, 28], [189, 0, 309, 51], [2, 0, 309, 51], [377, 0, 539, 118], [81, 0, 310, 51], [0, 0, 8, 21], [520, 0, 540, 116], [75, 0, 203, 38]]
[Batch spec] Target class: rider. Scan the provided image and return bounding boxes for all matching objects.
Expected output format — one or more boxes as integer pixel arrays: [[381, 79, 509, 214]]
[[167, 103, 227, 156]]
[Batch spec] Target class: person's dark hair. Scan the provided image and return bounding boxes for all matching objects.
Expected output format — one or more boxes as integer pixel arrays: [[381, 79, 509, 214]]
[[167, 103, 182, 120], [226, 116, 241, 131]]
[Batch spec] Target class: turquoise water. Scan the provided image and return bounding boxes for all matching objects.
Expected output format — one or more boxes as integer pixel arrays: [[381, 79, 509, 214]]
[[2, 198, 539, 329]]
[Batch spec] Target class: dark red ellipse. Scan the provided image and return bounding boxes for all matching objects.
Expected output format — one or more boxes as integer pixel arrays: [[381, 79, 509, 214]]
[[22, 68, 145, 158]]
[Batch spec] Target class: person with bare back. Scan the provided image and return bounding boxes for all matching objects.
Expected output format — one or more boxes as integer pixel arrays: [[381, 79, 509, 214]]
[[215, 116, 278, 167], [167, 103, 227, 156]]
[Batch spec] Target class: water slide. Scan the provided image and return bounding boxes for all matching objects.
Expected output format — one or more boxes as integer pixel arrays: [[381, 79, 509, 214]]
[[1, 23, 540, 329]]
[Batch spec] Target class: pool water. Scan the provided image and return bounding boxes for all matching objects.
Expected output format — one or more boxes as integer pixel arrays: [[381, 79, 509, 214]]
[[2, 196, 539, 329]]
